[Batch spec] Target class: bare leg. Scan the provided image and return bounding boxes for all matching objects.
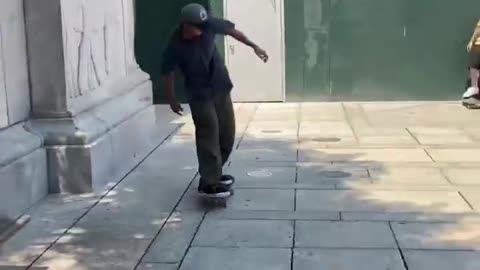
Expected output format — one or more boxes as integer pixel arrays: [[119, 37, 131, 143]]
[[470, 68, 480, 89]]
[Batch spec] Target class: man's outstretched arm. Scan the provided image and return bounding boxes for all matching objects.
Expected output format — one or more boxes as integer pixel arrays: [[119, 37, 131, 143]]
[[468, 19, 480, 52], [226, 28, 269, 62], [161, 40, 183, 115], [163, 72, 183, 115]]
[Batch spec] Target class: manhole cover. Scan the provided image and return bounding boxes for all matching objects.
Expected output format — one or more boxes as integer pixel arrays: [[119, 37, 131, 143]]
[[319, 170, 352, 178], [312, 137, 341, 142], [247, 170, 273, 178], [261, 130, 282, 134]]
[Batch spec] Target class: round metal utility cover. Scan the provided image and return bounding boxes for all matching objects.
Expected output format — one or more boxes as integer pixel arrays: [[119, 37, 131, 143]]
[[312, 137, 341, 142], [319, 170, 351, 178], [247, 170, 273, 178]]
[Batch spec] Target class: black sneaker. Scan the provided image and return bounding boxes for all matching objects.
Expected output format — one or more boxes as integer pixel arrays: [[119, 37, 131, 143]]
[[220, 175, 235, 186], [198, 184, 232, 198], [198, 175, 235, 189]]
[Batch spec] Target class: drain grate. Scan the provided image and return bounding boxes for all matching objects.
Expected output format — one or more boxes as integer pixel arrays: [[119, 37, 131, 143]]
[[312, 137, 341, 142], [318, 170, 352, 178], [261, 130, 282, 134]]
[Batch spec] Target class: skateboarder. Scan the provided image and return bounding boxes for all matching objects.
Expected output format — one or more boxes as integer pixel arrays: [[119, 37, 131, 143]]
[[161, 3, 268, 197], [463, 18, 480, 100]]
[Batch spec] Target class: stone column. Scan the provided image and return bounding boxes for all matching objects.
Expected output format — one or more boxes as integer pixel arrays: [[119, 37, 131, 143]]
[[24, 0, 162, 194], [0, 0, 47, 221]]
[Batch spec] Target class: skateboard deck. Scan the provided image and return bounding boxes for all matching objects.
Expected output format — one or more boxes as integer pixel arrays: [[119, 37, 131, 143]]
[[462, 98, 480, 109], [462, 77, 480, 109], [199, 189, 234, 207]]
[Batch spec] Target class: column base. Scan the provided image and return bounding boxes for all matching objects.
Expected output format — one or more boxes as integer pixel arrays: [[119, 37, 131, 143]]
[[27, 74, 180, 194]]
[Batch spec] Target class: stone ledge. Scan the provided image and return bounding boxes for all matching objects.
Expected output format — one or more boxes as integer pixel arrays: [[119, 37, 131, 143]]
[[26, 73, 152, 146], [0, 124, 43, 167], [0, 148, 48, 220], [46, 105, 180, 194]]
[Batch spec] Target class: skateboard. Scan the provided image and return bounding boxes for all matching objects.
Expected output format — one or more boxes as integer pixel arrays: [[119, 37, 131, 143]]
[[199, 189, 234, 207], [462, 97, 480, 109], [462, 77, 480, 109]]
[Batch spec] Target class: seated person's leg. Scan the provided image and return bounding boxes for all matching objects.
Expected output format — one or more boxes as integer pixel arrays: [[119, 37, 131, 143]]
[[463, 48, 480, 98]]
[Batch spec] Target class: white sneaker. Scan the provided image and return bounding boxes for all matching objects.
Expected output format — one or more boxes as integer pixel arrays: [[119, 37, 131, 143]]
[[463, 87, 479, 99]]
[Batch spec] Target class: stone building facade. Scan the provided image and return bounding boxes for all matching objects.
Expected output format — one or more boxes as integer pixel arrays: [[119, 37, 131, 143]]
[[0, 0, 162, 223]]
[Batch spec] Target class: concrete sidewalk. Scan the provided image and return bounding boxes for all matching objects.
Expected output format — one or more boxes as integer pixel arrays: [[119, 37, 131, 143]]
[[2, 102, 480, 270]]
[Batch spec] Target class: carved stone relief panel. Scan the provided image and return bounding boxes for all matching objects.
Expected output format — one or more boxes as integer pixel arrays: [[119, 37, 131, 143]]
[[0, 24, 8, 128], [62, 0, 127, 99], [122, 0, 139, 72], [0, 0, 30, 127]]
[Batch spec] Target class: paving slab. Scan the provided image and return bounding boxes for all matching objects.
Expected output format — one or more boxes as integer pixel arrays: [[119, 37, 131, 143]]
[[404, 250, 480, 270], [294, 248, 406, 270], [32, 237, 150, 270], [300, 103, 345, 121], [224, 165, 296, 186], [460, 190, 480, 210], [353, 127, 411, 136], [228, 189, 295, 211], [444, 169, 480, 185], [179, 247, 290, 270], [206, 210, 340, 221], [300, 121, 354, 137], [297, 165, 369, 185], [408, 127, 466, 135], [341, 212, 480, 223], [0, 195, 98, 266], [231, 147, 297, 162], [137, 263, 179, 270], [427, 149, 480, 162], [178, 188, 295, 211], [296, 190, 472, 213], [357, 135, 418, 145], [337, 182, 455, 191], [299, 148, 432, 163], [299, 135, 358, 146], [100, 177, 192, 213], [392, 222, 480, 250], [193, 219, 293, 248], [464, 127, 480, 141], [295, 221, 396, 248], [241, 134, 298, 143], [67, 200, 170, 241], [253, 113, 298, 122], [414, 135, 474, 145], [143, 212, 204, 264], [369, 167, 449, 185]]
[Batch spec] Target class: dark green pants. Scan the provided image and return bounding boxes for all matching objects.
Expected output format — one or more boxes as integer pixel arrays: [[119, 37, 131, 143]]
[[189, 92, 236, 187]]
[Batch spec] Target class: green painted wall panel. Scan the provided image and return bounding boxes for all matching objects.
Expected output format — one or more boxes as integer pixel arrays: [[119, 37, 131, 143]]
[[284, 0, 480, 101], [135, 0, 211, 103], [329, 0, 408, 100], [284, 0, 305, 101], [138, 0, 480, 102]]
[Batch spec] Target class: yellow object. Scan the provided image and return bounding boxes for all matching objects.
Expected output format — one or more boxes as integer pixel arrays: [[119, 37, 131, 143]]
[[476, 21, 480, 45]]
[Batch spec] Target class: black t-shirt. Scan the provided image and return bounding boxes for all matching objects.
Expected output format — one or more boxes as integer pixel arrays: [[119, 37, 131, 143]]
[[161, 17, 235, 101]]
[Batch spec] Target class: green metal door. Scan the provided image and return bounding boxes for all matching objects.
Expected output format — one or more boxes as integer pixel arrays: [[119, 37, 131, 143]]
[[284, 0, 480, 101], [135, 0, 211, 103]]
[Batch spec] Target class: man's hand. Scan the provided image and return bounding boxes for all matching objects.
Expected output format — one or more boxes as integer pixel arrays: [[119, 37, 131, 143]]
[[227, 29, 269, 62], [169, 100, 184, 116], [253, 46, 269, 62], [468, 41, 474, 52]]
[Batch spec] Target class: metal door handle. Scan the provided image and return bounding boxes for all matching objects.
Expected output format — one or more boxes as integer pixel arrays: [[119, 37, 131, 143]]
[[229, 44, 235, 55]]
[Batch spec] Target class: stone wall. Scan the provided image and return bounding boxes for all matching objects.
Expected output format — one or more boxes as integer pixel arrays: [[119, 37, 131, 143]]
[[0, 0, 30, 128], [1, 0, 168, 221], [0, 0, 47, 222]]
